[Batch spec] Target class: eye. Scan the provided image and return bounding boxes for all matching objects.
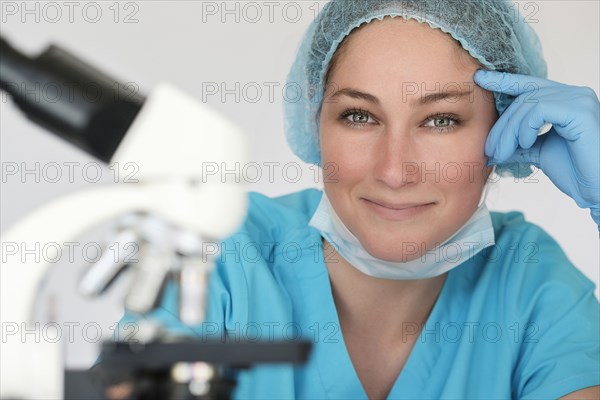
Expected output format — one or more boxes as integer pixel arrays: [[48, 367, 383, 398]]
[[339, 108, 377, 128], [423, 113, 462, 133]]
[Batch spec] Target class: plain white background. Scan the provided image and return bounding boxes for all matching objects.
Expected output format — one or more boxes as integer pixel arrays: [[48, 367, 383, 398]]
[[1, 1, 599, 367]]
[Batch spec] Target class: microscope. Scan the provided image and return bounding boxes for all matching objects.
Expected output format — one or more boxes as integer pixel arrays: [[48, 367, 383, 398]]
[[0, 36, 310, 399]]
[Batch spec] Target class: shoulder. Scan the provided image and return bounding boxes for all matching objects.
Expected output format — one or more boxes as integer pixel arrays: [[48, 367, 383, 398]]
[[239, 188, 323, 238], [487, 209, 596, 294], [486, 213, 600, 399], [213, 188, 323, 279], [247, 188, 323, 221], [455, 209, 598, 345]]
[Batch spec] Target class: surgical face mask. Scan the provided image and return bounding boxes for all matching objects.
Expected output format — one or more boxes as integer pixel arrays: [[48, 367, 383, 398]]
[[308, 190, 496, 280]]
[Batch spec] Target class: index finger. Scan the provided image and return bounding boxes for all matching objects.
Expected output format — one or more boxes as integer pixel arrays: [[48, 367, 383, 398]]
[[473, 70, 563, 97]]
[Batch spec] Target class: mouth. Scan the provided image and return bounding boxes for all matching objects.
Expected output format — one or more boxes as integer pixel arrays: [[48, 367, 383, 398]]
[[361, 198, 436, 220]]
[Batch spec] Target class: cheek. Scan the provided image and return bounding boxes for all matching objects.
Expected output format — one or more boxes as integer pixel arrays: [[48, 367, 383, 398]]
[[422, 130, 490, 191], [320, 126, 371, 185]]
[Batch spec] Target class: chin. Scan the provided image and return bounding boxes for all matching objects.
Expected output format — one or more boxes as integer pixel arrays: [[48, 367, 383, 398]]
[[359, 231, 429, 263]]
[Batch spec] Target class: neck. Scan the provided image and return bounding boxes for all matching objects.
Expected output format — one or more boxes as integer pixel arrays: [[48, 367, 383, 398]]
[[322, 238, 447, 340]]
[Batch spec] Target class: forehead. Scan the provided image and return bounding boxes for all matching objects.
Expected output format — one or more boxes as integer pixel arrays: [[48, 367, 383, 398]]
[[330, 17, 478, 86]]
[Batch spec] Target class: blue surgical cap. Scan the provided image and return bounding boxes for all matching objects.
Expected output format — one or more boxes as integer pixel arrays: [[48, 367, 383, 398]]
[[284, 0, 548, 178]]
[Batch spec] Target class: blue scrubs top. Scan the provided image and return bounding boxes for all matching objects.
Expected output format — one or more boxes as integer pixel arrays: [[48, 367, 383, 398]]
[[118, 189, 600, 399]]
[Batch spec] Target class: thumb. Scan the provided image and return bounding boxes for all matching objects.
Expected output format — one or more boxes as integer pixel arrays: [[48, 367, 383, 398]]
[[490, 140, 542, 168]]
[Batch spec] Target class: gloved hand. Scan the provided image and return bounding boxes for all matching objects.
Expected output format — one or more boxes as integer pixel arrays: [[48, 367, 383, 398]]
[[474, 70, 600, 234]]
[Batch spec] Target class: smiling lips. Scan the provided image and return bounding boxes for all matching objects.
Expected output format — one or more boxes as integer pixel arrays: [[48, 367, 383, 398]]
[[362, 198, 435, 220]]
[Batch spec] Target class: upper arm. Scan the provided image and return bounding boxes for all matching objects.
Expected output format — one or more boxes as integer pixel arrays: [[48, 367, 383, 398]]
[[511, 225, 600, 399]]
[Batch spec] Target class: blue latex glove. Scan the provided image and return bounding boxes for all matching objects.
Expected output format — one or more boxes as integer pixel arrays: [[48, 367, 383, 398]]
[[474, 70, 600, 234]]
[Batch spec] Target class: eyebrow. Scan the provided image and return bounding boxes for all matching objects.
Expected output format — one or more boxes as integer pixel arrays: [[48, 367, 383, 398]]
[[329, 87, 474, 107]]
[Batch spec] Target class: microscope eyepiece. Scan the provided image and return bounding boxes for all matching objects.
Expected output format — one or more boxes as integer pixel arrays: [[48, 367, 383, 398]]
[[0, 35, 145, 163]]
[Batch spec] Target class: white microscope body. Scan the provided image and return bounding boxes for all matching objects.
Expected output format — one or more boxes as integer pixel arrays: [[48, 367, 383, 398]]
[[0, 83, 249, 399]]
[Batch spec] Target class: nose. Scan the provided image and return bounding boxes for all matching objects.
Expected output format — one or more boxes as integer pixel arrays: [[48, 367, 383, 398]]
[[372, 127, 420, 190]]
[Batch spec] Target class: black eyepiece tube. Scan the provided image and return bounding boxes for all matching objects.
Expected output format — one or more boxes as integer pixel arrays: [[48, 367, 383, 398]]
[[0, 36, 145, 163]]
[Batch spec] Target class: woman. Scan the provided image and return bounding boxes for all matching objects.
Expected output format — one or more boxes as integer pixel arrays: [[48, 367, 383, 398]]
[[115, 1, 600, 398]]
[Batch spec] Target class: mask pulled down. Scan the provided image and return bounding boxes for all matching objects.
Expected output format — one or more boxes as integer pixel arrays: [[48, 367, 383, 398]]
[[308, 192, 496, 280]]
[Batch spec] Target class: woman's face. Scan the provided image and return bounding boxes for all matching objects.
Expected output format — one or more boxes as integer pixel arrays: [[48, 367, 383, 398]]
[[319, 17, 497, 262]]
